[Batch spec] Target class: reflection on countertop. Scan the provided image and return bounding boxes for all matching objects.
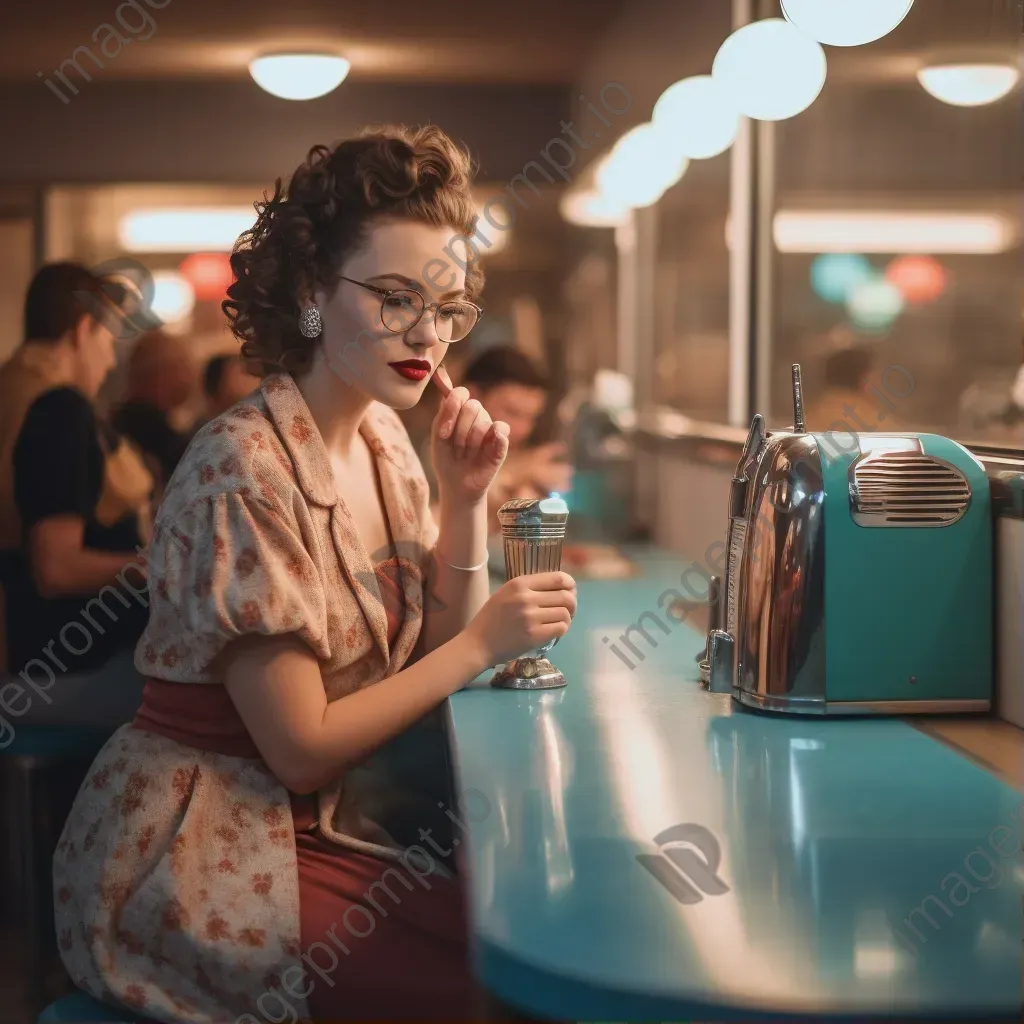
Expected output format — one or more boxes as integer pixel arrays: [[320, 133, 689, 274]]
[[447, 551, 1023, 1021]]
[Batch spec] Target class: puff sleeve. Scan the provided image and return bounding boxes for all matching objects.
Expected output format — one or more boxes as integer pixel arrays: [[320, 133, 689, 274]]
[[136, 489, 329, 681]]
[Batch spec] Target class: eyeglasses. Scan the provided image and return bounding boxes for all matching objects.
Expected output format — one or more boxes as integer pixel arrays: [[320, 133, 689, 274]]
[[339, 275, 482, 343]]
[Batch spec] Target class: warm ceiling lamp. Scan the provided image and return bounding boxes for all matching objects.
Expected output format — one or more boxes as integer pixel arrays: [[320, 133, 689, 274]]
[[917, 64, 1020, 107], [249, 54, 351, 101]]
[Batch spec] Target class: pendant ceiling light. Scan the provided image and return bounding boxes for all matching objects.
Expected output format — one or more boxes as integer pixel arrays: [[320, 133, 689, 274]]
[[917, 64, 1020, 107], [780, 0, 915, 47], [596, 124, 689, 209], [652, 75, 742, 160], [713, 18, 827, 122], [249, 54, 351, 101]]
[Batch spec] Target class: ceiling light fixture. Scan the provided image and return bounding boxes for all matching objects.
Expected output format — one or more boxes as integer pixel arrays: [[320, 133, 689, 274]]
[[559, 189, 631, 228], [596, 124, 689, 209], [249, 54, 351, 101], [652, 75, 742, 160], [780, 0, 914, 47], [774, 210, 1019, 254], [917, 64, 1020, 107], [118, 208, 257, 253], [713, 19, 827, 122]]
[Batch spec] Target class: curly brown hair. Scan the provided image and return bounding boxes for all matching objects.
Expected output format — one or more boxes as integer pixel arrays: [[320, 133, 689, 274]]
[[223, 124, 483, 375]]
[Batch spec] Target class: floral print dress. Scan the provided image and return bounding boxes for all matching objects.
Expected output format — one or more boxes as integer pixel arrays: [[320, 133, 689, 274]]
[[51, 374, 476, 1023]]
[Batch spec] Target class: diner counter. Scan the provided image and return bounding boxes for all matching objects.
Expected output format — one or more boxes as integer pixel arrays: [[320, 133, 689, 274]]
[[445, 551, 1023, 1021]]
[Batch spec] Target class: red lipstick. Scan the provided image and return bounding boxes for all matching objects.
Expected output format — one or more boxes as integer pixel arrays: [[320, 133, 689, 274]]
[[388, 359, 431, 382]]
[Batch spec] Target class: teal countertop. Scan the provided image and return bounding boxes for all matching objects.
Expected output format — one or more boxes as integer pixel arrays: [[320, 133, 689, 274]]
[[446, 552, 1023, 1020]]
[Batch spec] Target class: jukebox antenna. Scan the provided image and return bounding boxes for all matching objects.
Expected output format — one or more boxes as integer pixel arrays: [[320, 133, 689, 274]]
[[791, 364, 805, 433]]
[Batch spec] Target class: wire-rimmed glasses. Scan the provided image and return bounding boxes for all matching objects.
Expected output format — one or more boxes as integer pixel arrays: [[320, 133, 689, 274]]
[[339, 275, 482, 342]]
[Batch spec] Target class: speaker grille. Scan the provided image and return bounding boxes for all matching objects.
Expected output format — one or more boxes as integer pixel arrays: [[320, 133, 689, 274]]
[[851, 453, 971, 526], [725, 518, 747, 635]]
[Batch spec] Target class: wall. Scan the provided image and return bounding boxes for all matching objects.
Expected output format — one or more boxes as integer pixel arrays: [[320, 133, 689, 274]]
[[0, 220, 35, 361]]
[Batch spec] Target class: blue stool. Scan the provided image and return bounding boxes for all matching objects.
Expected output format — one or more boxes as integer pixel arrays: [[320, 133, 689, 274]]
[[37, 992, 137, 1022], [1, 723, 112, 1018]]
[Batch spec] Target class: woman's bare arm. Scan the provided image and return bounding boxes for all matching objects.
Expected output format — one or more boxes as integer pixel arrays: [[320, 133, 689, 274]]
[[29, 516, 145, 598], [222, 630, 488, 795], [222, 568, 576, 796]]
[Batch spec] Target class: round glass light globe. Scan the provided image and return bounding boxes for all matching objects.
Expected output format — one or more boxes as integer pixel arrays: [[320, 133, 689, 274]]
[[652, 75, 742, 160], [596, 124, 689, 209], [780, 0, 914, 47], [713, 19, 827, 122]]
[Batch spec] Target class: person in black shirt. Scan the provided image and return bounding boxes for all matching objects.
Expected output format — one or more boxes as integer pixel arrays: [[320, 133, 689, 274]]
[[0, 262, 151, 727], [12, 388, 151, 673]]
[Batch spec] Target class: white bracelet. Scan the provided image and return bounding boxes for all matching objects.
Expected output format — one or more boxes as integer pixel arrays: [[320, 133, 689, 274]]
[[434, 548, 489, 572]]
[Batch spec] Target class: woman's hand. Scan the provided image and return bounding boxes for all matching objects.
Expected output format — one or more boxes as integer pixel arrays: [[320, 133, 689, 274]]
[[463, 571, 577, 665], [431, 367, 510, 505]]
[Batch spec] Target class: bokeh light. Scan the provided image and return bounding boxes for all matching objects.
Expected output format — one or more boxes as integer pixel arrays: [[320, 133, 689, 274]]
[[559, 189, 631, 228], [178, 252, 233, 301], [780, 0, 915, 47], [652, 75, 742, 160], [150, 271, 196, 324], [847, 276, 905, 332], [884, 255, 947, 304], [712, 19, 827, 122], [811, 253, 874, 304]]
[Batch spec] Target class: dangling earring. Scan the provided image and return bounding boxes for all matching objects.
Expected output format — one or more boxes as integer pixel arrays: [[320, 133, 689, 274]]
[[299, 306, 322, 339]]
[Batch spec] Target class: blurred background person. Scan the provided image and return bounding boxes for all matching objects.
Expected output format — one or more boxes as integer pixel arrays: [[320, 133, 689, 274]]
[[1010, 333, 1024, 421], [0, 262, 150, 713], [460, 346, 573, 527], [112, 328, 197, 495], [202, 352, 260, 420], [803, 341, 901, 435]]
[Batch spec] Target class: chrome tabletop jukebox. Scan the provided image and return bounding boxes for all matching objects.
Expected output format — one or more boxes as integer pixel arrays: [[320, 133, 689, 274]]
[[703, 365, 993, 715]]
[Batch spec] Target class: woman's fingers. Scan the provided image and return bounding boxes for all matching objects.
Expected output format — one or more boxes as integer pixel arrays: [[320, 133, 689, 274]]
[[460, 405, 493, 462], [450, 398, 485, 457], [432, 364, 454, 397], [523, 571, 576, 592], [531, 588, 578, 616], [535, 607, 573, 626], [436, 386, 469, 439], [485, 421, 510, 464]]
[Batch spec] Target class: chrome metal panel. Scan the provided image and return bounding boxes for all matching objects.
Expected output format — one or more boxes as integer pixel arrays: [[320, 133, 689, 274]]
[[734, 692, 991, 715], [849, 449, 972, 528], [996, 516, 1024, 728], [734, 434, 826, 706]]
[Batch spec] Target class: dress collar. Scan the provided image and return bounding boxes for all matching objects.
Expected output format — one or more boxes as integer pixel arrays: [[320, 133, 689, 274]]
[[260, 373, 338, 507]]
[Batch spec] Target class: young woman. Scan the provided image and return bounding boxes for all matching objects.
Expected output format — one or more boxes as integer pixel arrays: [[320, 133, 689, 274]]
[[53, 125, 576, 1022]]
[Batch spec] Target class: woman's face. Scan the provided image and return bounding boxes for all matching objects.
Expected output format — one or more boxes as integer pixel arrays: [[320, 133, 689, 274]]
[[315, 219, 470, 410]]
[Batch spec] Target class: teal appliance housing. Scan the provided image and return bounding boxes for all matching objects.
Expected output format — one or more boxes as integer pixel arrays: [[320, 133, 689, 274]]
[[706, 372, 993, 715]]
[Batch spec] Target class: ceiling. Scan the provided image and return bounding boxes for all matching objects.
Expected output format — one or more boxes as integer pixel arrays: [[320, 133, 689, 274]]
[[1, 0, 1016, 88], [0, 0, 624, 84]]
